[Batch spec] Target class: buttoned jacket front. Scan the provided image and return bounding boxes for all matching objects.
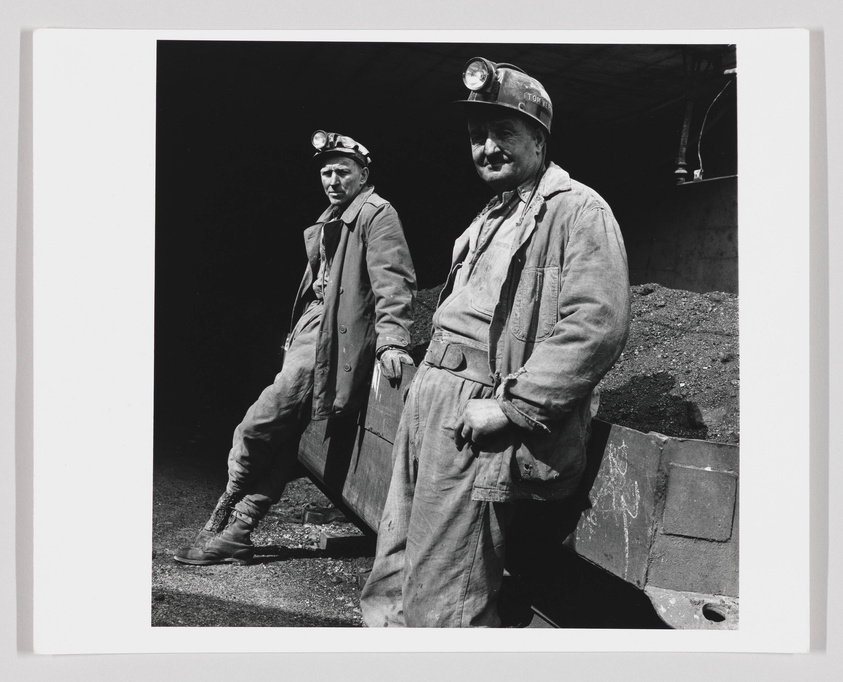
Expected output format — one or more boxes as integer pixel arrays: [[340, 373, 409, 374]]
[[441, 163, 630, 502], [290, 186, 416, 419]]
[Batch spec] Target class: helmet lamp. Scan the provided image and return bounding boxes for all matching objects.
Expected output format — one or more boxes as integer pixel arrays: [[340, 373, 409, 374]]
[[455, 57, 553, 135], [311, 130, 329, 150], [310, 130, 372, 167], [463, 58, 495, 92]]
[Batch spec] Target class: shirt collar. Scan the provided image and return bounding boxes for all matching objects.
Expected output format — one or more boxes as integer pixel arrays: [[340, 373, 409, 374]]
[[497, 175, 540, 206], [316, 185, 375, 226], [501, 163, 573, 204]]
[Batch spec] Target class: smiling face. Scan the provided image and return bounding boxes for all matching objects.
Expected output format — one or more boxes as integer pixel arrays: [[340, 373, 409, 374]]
[[320, 154, 369, 208], [467, 112, 545, 193]]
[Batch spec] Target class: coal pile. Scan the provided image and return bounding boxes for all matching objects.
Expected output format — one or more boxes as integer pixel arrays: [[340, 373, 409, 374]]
[[409, 282, 739, 445]]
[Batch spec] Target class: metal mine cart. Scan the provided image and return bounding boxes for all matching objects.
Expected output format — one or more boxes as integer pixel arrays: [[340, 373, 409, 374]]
[[297, 365, 738, 630]]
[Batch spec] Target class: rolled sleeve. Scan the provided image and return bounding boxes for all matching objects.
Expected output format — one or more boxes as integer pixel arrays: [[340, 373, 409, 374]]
[[498, 205, 631, 429]]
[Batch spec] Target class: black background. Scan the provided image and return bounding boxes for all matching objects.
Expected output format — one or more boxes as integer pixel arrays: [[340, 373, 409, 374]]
[[154, 41, 736, 453]]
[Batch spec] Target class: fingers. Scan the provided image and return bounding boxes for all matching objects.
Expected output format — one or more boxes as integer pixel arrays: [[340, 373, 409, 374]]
[[393, 352, 413, 380], [382, 357, 396, 379], [389, 356, 402, 380], [454, 416, 475, 450], [461, 422, 473, 446], [379, 354, 397, 379], [454, 415, 466, 449], [379, 350, 413, 381]]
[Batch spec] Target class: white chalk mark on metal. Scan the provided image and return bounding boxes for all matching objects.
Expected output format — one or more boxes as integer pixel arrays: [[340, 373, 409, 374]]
[[581, 439, 641, 579], [371, 362, 382, 401]]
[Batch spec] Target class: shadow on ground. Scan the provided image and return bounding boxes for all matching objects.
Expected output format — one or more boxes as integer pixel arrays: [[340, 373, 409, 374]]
[[153, 439, 670, 629], [152, 588, 360, 628]]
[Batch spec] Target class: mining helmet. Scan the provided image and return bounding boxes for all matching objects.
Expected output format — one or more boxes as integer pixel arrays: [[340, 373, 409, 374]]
[[456, 57, 553, 135], [311, 130, 372, 168]]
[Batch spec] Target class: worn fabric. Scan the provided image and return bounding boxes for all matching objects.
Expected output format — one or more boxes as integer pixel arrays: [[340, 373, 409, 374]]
[[363, 162, 630, 627], [433, 184, 527, 346], [224, 301, 322, 518], [290, 186, 416, 419], [224, 187, 415, 518], [311, 217, 343, 301], [360, 364, 512, 627], [437, 163, 631, 502]]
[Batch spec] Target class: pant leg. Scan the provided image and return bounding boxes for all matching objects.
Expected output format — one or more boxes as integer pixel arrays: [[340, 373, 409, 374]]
[[225, 302, 322, 519], [358, 392, 417, 627], [361, 364, 512, 628]]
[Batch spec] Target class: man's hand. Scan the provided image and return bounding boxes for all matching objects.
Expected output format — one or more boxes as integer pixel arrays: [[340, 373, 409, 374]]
[[378, 348, 414, 381], [454, 399, 510, 449]]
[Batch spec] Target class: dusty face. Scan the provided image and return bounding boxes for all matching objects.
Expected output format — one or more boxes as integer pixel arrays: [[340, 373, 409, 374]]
[[467, 113, 545, 193], [320, 155, 369, 208]]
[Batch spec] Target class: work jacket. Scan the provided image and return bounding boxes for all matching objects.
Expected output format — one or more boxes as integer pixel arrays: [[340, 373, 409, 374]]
[[443, 163, 630, 502], [290, 186, 416, 419]]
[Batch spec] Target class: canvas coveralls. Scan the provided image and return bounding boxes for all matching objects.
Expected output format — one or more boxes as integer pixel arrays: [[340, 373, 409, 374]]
[[224, 186, 416, 523], [360, 163, 630, 627]]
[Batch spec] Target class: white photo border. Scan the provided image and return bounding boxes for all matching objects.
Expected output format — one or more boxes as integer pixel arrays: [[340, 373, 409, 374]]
[[32, 28, 809, 654]]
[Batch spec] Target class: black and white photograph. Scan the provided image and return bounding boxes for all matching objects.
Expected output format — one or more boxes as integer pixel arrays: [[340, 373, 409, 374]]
[[151, 40, 739, 630], [26, 28, 813, 659]]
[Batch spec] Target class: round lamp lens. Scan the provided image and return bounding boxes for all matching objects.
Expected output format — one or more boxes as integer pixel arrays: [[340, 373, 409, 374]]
[[311, 130, 328, 150], [463, 60, 491, 91]]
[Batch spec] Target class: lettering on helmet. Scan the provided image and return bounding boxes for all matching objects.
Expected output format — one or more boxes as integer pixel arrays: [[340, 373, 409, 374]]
[[524, 93, 551, 111]]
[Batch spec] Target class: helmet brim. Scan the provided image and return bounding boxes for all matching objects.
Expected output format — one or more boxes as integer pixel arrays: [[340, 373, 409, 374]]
[[313, 148, 369, 169], [454, 99, 552, 136]]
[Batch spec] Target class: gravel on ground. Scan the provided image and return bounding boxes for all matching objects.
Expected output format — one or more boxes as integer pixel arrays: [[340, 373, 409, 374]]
[[152, 282, 738, 627]]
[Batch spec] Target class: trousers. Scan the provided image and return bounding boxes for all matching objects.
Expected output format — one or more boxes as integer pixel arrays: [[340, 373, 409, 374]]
[[360, 363, 513, 627], [224, 301, 323, 520]]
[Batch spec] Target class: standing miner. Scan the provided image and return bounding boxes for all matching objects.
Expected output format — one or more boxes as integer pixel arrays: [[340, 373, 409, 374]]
[[175, 131, 416, 566], [360, 58, 631, 627]]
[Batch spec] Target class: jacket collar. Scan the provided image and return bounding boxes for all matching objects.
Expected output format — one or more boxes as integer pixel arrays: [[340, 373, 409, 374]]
[[450, 163, 571, 266], [482, 162, 571, 212], [314, 185, 375, 229], [504, 163, 570, 257], [534, 162, 571, 199]]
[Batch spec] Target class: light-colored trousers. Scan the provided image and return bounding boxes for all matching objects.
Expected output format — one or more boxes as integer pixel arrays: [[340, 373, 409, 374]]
[[224, 301, 322, 520], [360, 363, 513, 627]]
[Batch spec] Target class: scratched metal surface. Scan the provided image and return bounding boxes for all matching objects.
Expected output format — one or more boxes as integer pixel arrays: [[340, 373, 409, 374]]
[[297, 365, 739, 628]]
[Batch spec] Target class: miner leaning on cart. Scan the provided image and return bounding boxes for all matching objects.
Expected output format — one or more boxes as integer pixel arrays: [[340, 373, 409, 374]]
[[174, 132, 416, 566], [360, 59, 631, 627]]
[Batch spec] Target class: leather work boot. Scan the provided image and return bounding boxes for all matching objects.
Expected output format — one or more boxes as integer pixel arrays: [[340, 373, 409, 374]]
[[173, 511, 256, 566], [172, 490, 240, 562], [202, 490, 240, 533]]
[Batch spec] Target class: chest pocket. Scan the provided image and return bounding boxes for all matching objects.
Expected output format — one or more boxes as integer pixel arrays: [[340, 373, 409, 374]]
[[510, 266, 559, 342], [469, 240, 511, 317]]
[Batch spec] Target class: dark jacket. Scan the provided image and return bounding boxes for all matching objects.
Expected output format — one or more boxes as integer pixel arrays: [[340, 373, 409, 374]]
[[290, 186, 416, 419]]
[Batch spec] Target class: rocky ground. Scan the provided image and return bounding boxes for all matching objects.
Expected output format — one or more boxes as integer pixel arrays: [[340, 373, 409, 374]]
[[152, 446, 372, 627], [151, 282, 739, 628]]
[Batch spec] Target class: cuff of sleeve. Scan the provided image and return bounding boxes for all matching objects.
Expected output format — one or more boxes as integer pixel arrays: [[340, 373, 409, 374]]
[[495, 372, 551, 434], [376, 344, 408, 358], [376, 334, 409, 352]]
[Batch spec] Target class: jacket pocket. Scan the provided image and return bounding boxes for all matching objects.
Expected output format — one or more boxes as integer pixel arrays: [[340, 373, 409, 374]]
[[510, 266, 559, 342], [469, 240, 510, 317], [512, 415, 587, 498]]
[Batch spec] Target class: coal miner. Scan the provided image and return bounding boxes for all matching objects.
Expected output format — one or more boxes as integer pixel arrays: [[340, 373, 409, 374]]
[[175, 132, 416, 566], [360, 59, 631, 627]]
